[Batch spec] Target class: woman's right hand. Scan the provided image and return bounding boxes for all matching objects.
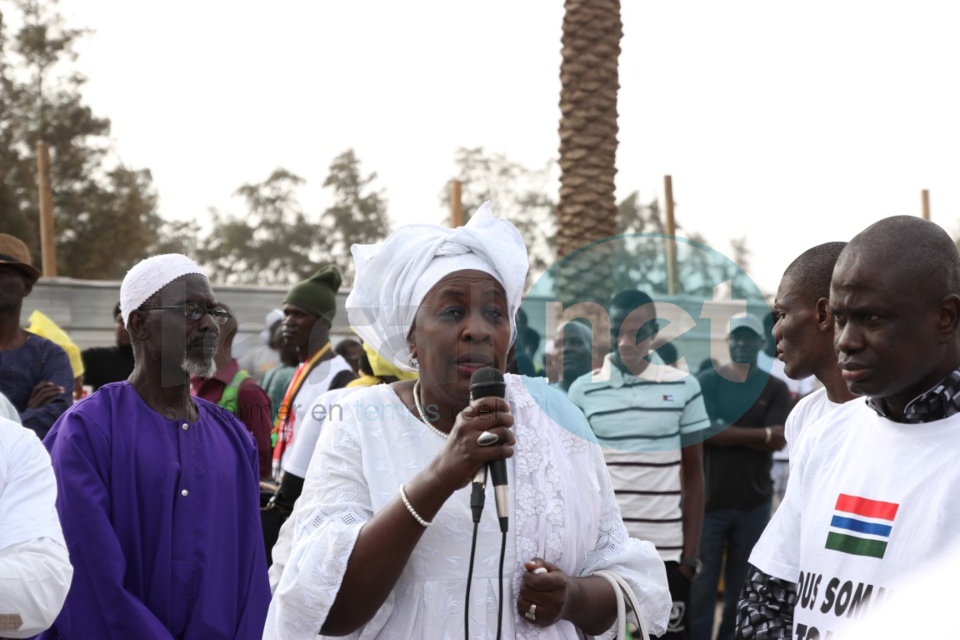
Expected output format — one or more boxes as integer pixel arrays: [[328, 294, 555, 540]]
[[430, 396, 516, 491]]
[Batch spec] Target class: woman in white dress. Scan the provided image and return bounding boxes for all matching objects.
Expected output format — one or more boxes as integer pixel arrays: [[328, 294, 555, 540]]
[[264, 204, 670, 639]]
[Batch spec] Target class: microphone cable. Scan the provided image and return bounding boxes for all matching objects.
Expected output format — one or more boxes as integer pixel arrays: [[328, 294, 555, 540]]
[[497, 529, 507, 640], [464, 481, 508, 640], [464, 519, 480, 640], [465, 479, 485, 639], [465, 368, 510, 639]]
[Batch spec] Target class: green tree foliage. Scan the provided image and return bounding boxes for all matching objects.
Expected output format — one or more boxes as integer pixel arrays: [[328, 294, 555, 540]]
[[196, 151, 391, 286], [442, 147, 557, 280], [611, 192, 668, 292], [0, 0, 189, 279], [321, 149, 390, 286], [196, 168, 323, 286]]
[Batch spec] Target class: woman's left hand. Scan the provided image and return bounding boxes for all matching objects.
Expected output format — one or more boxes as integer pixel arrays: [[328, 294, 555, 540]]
[[516, 558, 574, 628]]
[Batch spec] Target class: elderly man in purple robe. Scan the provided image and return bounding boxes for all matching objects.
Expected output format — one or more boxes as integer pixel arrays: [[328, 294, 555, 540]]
[[39, 254, 270, 639]]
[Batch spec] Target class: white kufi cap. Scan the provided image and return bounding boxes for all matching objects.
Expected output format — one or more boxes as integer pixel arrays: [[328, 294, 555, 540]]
[[119, 254, 207, 328]]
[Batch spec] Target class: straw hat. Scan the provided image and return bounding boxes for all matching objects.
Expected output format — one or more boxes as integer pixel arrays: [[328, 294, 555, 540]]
[[0, 234, 41, 282]]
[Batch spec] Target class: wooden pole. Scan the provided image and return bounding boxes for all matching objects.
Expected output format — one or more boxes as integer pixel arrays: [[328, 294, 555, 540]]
[[663, 175, 678, 295], [450, 180, 463, 228], [921, 189, 930, 220], [37, 141, 57, 278]]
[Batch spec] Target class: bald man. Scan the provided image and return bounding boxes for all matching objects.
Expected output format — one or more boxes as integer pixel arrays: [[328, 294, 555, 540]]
[[737, 217, 960, 639]]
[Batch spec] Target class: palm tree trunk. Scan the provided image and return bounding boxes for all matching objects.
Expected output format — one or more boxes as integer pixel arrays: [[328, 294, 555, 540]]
[[556, 0, 622, 305]]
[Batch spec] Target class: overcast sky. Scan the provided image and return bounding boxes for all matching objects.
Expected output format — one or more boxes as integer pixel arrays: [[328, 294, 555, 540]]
[[58, 0, 960, 295]]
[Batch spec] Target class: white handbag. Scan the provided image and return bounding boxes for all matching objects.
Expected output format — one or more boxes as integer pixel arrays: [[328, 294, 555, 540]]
[[584, 570, 650, 640]]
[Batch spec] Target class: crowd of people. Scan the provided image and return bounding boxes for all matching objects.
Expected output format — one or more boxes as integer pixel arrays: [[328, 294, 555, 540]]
[[0, 207, 956, 639]]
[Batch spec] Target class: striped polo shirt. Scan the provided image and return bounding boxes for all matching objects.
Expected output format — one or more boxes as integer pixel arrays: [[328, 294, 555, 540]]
[[568, 354, 711, 562]]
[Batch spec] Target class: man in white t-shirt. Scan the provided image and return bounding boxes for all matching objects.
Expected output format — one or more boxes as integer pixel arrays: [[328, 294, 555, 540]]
[[570, 290, 710, 639], [736, 216, 960, 639], [767, 243, 858, 514]]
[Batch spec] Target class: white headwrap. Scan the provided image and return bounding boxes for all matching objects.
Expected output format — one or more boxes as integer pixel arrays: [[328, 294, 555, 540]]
[[119, 254, 207, 328], [347, 202, 529, 372]]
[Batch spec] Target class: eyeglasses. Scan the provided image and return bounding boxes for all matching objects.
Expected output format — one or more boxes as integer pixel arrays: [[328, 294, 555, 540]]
[[138, 302, 233, 325]]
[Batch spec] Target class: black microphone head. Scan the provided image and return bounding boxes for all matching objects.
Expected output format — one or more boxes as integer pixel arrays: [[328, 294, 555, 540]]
[[470, 367, 506, 401]]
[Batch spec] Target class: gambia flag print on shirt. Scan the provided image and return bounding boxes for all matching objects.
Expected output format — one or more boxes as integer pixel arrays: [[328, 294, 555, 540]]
[[824, 493, 899, 559]]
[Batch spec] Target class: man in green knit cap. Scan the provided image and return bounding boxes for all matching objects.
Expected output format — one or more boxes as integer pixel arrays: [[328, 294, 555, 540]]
[[263, 266, 356, 561], [271, 265, 356, 478]]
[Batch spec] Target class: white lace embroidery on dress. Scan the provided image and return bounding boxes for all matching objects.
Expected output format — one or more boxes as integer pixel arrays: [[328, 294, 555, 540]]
[[508, 374, 670, 639], [264, 380, 671, 639]]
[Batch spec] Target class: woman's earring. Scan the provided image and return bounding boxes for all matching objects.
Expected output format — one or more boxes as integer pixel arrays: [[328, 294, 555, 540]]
[[407, 353, 419, 369]]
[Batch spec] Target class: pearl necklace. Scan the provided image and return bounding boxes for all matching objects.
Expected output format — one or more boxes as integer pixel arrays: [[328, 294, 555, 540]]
[[413, 380, 448, 440]]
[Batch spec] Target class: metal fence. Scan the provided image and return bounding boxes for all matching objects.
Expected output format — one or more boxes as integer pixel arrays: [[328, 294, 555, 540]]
[[28, 278, 759, 373], [27, 278, 352, 360]]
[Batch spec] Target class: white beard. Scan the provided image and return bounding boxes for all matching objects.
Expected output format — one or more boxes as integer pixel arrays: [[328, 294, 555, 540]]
[[182, 355, 217, 379]]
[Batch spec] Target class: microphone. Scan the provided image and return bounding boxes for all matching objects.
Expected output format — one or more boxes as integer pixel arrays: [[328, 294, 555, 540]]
[[469, 368, 508, 532]]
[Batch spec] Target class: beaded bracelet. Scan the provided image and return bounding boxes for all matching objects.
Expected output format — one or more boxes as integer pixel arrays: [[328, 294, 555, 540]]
[[399, 484, 433, 527]]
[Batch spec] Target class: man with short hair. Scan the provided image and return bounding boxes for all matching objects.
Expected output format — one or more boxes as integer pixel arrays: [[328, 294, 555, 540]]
[[191, 302, 273, 479], [40, 253, 269, 639], [692, 315, 791, 640], [770, 242, 855, 454], [549, 320, 594, 393], [570, 290, 710, 639], [736, 217, 960, 639], [0, 234, 73, 439], [81, 302, 136, 391]]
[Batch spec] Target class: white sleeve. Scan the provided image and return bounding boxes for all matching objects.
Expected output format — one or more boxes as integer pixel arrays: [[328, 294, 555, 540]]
[[578, 444, 672, 638], [267, 509, 295, 595], [0, 420, 73, 637], [748, 423, 806, 582], [263, 406, 374, 640], [0, 422, 66, 549], [0, 394, 20, 424], [271, 388, 356, 591], [0, 538, 72, 637]]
